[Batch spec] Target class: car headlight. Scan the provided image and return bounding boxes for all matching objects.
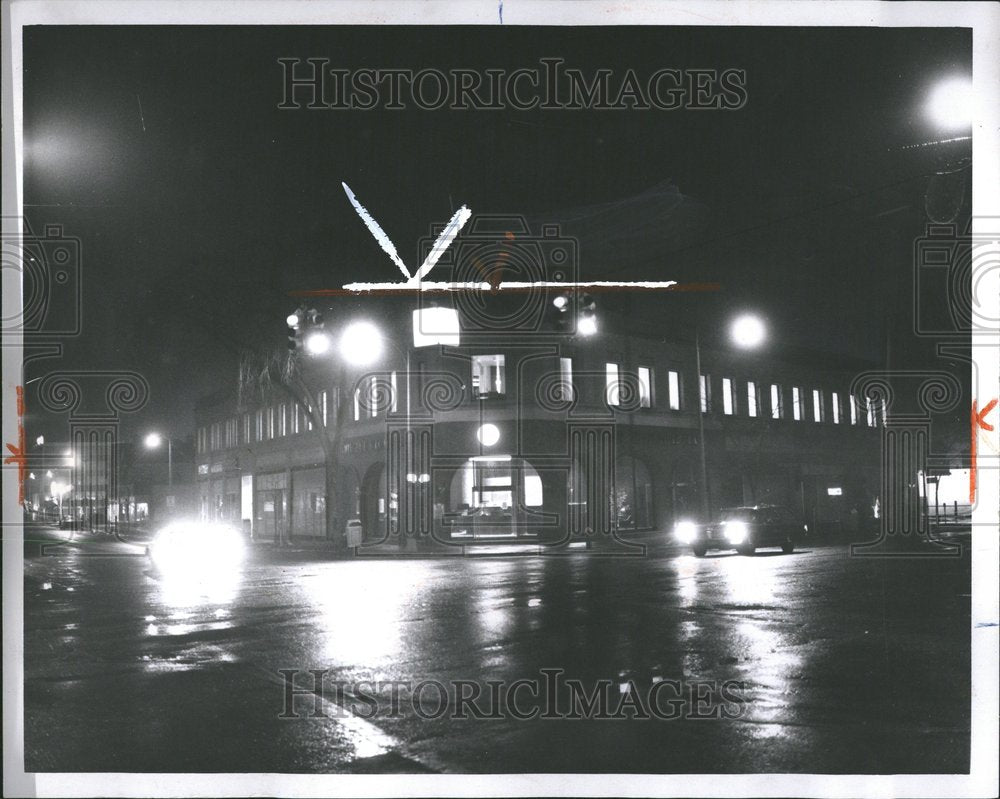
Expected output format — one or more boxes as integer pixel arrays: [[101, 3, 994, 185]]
[[723, 520, 748, 545], [149, 522, 244, 572], [674, 520, 698, 544]]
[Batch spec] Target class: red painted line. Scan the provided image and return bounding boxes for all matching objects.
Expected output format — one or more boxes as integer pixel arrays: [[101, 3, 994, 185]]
[[4, 386, 27, 505], [970, 397, 997, 503]]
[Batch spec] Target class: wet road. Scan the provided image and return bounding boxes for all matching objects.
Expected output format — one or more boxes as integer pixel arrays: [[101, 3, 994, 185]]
[[23, 530, 970, 773]]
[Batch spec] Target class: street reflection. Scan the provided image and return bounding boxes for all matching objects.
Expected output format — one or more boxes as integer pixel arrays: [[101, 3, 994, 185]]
[[300, 561, 426, 666]]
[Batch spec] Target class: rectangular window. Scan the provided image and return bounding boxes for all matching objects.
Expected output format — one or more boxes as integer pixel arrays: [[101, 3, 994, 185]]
[[812, 389, 824, 423], [255, 410, 263, 441], [243, 413, 251, 444], [605, 362, 620, 406], [210, 422, 220, 450], [369, 375, 379, 418], [850, 394, 858, 425], [866, 396, 876, 427], [278, 404, 287, 436], [472, 354, 506, 398], [390, 372, 398, 413], [792, 387, 802, 421], [722, 377, 735, 415], [770, 384, 782, 419], [747, 382, 758, 418], [291, 404, 300, 435], [667, 370, 681, 411], [559, 357, 573, 402], [637, 366, 652, 408], [227, 418, 238, 448], [700, 374, 711, 413], [318, 390, 328, 426], [354, 388, 361, 422], [832, 391, 841, 424]]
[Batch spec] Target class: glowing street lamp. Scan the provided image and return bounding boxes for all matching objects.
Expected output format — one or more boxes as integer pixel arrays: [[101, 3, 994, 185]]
[[339, 321, 384, 366], [694, 313, 768, 518], [144, 431, 173, 487], [925, 76, 974, 132]]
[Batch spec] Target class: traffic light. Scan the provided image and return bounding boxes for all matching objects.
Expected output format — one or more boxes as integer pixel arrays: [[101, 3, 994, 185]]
[[549, 291, 573, 332], [578, 293, 598, 336]]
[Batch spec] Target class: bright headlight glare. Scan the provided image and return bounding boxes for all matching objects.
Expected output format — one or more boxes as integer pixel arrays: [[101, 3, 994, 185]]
[[724, 520, 748, 544], [150, 522, 244, 573], [675, 521, 697, 544]]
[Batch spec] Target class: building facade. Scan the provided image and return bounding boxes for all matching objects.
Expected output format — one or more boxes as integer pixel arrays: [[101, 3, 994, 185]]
[[194, 296, 884, 549]]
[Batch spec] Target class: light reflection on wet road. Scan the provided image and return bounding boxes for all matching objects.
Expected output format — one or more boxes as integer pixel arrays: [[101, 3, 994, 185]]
[[23, 536, 970, 773]]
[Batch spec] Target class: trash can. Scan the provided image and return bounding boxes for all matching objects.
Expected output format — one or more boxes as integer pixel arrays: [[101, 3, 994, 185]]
[[345, 518, 363, 548]]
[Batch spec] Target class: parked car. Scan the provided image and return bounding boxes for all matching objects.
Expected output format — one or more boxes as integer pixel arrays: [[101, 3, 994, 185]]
[[674, 505, 806, 557]]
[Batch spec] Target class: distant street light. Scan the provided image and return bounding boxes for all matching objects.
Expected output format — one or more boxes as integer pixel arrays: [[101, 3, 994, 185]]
[[577, 315, 598, 337], [731, 314, 767, 349], [144, 431, 173, 487], [926, 76, 974, 131], [339, 321, 384, 365]]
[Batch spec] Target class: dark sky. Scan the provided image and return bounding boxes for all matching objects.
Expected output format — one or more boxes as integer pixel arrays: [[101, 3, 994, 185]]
[[21, 25, 972, 441]]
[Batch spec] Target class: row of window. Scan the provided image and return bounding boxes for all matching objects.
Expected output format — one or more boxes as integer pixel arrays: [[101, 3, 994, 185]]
[[196, 358, 882, 454]]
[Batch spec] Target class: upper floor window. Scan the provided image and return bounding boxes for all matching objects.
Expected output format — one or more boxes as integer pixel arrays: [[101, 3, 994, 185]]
[[278, 404, 287, 436], [242, 413, 251, 444], [667, 370, 681, 411], [472, 354, 506, 398], [353, 388, 361, 422], [255, 409, 263, 441], [390, 373, 398, 413], [637, 366, 652, 408], [850, 394, 858, 425], [559, 357, 574, 403], [605, 362, 621, 406], [722, 377, 735, 416], [832, 391, 841, 424], [266, 407, 276, 440], [812, 389, 824, 423], [866, 396, 877, 427], [318, 390, 328, 426], [369, 375, 379, 418], [792, 387, 802, 421], [770, 384, 782, 419], [747, 382, 758, 418], [700, 374, 711, 413], [210, 422, 221, 450], [225, 418, 238, 448]]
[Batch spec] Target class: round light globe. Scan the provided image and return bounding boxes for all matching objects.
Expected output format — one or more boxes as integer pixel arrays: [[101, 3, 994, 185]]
[[339, 321, 383, 365], [926, 77, 974, 131], [144, 432, 162, 449], [304, 331, 331, 356], [731, 315, 766, 349], [477, 423, 500, 447], [577, 316, 598, 337]]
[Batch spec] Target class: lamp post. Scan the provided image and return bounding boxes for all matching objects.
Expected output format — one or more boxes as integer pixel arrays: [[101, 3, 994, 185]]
[[144, 431, 173, 487], [694, 313, 767, 520]]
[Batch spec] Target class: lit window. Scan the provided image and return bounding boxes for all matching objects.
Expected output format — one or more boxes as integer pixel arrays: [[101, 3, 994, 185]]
[[318, 390, 328, 426], [866, 396, 876, 427], [354, 388, 361, 421], [243, 413, 251, 443], [638, 366, 652, 408], [850, 394, 858, 425], [812, 389, 823, 423], [370, 375, 379, 418], [255, 410, 263, 441], [559, 357, 573, 402], [291, 404, 300, 435], [266, 408, 275, 440], [770, 384, 782, 419], [278, 404, 287, 436], [667, 370, 681, 411], [390, 372, 398, 413], [832, 392, 841, 424], [747, 382, 758, 418], [700, 374, 711, 413], [792, 387, 802, 421], [722, 377, 734, 415], [472, 355, 506, 398], [606, 363, 620, 406]]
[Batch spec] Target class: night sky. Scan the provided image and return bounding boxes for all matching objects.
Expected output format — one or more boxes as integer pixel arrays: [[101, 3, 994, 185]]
[[21, 25, 972, 442]]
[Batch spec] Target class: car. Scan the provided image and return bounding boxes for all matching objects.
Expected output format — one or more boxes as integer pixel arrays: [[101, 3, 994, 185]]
[[146, 520, 246, 573], [674, 505, 806, 557]]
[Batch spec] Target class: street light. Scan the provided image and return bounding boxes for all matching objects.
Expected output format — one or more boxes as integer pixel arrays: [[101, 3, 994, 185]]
[[339, 321, 384, 366], [694, 314, 767, 520], [144, 431, 173, 487], [926, 76, 974, 132]]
